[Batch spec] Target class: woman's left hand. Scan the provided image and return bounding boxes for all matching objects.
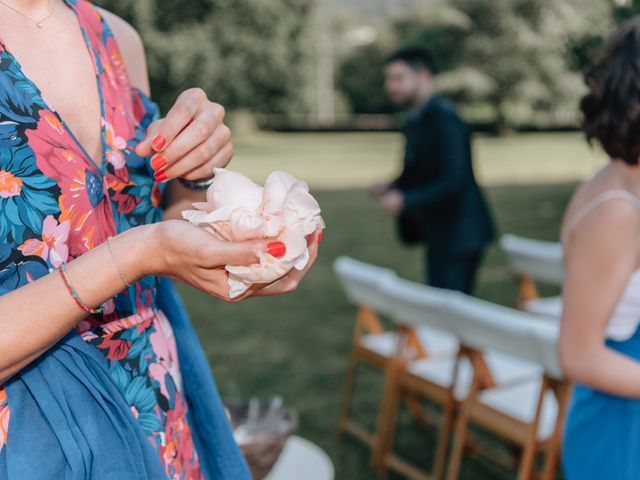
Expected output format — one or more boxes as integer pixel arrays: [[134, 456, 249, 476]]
[[135, 88, 232, 183]]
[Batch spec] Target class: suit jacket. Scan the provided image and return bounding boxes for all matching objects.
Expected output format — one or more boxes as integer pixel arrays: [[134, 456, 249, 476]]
[[392, 96, 495, 252]]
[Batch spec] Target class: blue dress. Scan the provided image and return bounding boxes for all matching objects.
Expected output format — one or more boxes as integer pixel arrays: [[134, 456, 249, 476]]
[[0, 1, 251, 478], [563, 325, 640, 479]]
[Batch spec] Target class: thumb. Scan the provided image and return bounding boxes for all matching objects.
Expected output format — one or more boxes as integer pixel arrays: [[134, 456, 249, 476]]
[[222, 239, 287, 267], [135, 119, 163, 158]]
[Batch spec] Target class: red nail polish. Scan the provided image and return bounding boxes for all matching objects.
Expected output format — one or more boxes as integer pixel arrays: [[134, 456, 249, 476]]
[[152, 135, 167, 151], [154, 170, 168, 183], [266, 241, 286, 259], [318, 231, 323, 244], [151, 155, 167, 171]]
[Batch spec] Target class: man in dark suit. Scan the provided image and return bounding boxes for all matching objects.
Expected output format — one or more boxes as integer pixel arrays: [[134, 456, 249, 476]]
[[373, 47, 495, 294]]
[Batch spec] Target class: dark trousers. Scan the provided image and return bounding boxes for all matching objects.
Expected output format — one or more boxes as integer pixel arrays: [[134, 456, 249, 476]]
[[426, 246, 484, 295]]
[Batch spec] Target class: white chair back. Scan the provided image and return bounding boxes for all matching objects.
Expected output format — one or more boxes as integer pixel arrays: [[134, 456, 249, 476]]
[[333, 256, 398, 314], [531, 321, 564, 380], [383, 276, 564, 379], [446, 294, 543, 364], [500, 234, 565, 286], [383, 277, 460, 336]]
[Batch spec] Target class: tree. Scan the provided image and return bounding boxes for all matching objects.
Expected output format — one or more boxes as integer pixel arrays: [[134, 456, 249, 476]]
[[614, 0, 640, 22], [336, 0, 613, 129], [95, 0, 315, 115]]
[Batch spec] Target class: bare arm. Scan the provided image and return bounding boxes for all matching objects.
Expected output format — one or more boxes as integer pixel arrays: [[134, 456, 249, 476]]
[[0, 225, 152, 384], [559, 198, 640, 397], [0, 8, 317, 386]]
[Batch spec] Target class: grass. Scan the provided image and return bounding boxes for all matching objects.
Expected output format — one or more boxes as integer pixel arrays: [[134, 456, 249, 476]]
[[175, 131, 589, 479], [228, 130, 606, 189]]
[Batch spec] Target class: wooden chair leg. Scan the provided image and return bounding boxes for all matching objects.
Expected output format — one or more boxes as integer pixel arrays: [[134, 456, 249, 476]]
[[433, 399, 456, 480], [404, 392, 429, 426], [337, 352, 359, 436], [372, 360, 403, 474], [445, 400, 472, 480], [541, 383, 572, 480], [517, 439, 537, 480]]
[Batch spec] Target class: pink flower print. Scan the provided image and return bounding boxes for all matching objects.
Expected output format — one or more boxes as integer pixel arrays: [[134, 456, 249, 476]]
[[105, 120, 127, 151], [148, 314, 183, 400], [18, 215, 70, 268], [158, 395, 202, 479], [0, 386, 9, 454], [27, 110, 116, 256], [106, 149, 125, 169]]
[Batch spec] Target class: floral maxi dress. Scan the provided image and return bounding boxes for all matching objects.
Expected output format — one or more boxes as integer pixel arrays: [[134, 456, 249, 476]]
[[0, 1, 203, 478]]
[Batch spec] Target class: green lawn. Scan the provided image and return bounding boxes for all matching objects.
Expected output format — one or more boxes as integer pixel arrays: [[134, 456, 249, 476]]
[[228, 130, 606, 189], [176, 132, 587, 479]]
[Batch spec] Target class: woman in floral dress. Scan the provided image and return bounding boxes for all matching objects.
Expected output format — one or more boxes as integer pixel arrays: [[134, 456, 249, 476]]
[[0, 0, 320, 478]]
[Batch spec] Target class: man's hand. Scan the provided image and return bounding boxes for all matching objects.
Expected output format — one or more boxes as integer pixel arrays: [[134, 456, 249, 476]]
[[370, 182, 390, 197], [380, 189, 405, 215]]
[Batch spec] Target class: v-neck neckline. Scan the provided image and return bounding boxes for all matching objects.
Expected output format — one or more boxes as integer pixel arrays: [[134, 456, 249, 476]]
[[0, 0, 107, 175]]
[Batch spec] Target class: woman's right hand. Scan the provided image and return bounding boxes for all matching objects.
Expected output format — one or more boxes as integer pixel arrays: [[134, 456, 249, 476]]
[[146, 219, 284, 302]]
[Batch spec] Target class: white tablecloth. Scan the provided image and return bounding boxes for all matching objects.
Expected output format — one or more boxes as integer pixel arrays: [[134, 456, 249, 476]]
[[264, 435, 334, 480]]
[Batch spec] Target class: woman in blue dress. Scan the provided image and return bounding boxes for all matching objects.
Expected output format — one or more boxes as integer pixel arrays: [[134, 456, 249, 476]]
[[0, 1, 321, 478], [561, 17, 640, 480]]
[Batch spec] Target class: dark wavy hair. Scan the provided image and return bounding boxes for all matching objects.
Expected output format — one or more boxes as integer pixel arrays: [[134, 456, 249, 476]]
[[581, 17, 640, 165]]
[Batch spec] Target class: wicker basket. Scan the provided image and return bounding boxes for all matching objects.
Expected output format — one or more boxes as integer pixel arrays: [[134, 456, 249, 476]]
[[226, 402, 298, 480]]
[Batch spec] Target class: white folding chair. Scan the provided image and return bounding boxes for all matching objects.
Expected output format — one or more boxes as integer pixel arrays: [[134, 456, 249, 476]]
[[444, 297, 571, 480], [334, 258, 458, 456], [500, 234, 564, 318], [374, 280, 539, 480]]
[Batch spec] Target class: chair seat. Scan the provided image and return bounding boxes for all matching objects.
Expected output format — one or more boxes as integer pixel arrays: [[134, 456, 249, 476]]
[[477, 380, 559, 441], [522, 296, 562, 318], [407, 350, 542, 401], [359, 326, 458, 360]]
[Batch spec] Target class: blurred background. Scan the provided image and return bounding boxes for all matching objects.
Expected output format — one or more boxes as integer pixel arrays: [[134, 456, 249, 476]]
[[96, 1, 639, 478]]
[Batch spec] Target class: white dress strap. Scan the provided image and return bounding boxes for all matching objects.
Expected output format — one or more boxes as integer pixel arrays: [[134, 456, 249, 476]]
[[561, 189, 640, 244]]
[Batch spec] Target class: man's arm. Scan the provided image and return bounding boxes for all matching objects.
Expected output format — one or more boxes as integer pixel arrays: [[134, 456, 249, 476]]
[[401, 112, 467, 213]]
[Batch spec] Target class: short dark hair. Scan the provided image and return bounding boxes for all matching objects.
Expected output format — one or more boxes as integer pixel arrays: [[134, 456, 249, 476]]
[[581, 17, 640, 165], [385, 46, 437, 74]]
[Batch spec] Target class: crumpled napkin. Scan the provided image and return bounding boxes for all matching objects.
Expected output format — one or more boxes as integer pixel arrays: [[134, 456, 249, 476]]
[[181, 168, 325, 298]]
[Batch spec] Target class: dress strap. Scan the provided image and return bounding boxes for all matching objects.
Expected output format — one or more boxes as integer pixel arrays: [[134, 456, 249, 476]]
[[562, 189, 640, 244]]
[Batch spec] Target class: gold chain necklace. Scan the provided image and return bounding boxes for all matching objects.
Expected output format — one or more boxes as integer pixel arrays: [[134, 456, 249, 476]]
[[0, 0, 56, 28]]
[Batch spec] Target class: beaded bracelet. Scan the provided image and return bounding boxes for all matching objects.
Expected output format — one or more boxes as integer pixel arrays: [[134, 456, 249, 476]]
[[59, 263, 104, 315], [178, 176, 215, 191]]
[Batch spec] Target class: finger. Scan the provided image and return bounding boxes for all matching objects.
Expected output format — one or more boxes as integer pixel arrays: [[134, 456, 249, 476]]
[[135, 119, 163, 158], [152, 106, 225, 175], [158, 124, 231, 182], [173, 141, 234, 183], [212, 238, 287, 267], [254, 233, 320, 297], [137, 88, 208, 156]]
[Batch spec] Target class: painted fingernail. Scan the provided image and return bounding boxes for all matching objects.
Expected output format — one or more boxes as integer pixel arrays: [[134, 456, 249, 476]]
[[154, 170, 168, 183], [266, 241, 286, 259], [152, 135, 167, 151], [318, 231, 323, 244], [150, 155, 167, 171]]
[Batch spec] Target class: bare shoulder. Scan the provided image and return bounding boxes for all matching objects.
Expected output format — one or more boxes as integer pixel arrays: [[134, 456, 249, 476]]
[[563, 165, 639, 232], [94, 6, 150, 95], [565, 182, 640, 256]]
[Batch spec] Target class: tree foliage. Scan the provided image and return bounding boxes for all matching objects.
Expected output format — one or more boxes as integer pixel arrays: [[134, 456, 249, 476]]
[[337, 0, 614, 128], [95, 0, 315, 114]]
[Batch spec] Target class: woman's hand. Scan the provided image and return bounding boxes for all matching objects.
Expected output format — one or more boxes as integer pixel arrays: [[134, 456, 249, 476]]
[[135, 88, 232, 183], [148, 220, 286, 303], [252, 230, 322, 297]]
